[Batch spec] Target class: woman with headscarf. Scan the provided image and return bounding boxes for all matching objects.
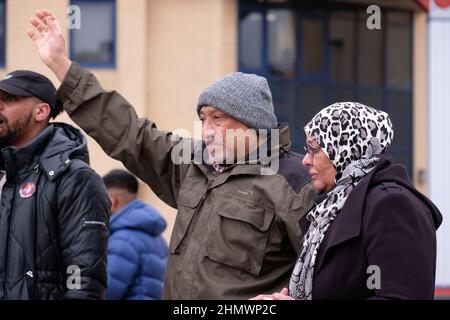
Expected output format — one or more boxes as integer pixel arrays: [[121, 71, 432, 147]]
[[252, 102, 443, 300]]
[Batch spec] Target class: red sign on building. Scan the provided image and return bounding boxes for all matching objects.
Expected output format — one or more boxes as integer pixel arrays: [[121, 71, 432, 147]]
[[435, 0, 450, 9]]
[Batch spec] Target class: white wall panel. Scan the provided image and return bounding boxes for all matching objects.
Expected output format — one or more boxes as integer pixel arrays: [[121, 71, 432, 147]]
[[429, 0, 450, 287]]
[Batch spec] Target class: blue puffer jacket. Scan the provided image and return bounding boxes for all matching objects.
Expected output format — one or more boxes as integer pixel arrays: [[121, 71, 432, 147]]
[[106, 199, 168, 300]]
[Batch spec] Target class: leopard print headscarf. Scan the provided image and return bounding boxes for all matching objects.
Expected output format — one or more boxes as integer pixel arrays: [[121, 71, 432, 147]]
[[289, 102, 394, 300]]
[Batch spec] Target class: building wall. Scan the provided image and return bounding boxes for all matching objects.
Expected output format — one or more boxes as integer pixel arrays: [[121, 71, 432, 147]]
[[413, 11, 428, 195], [429, 0, 450, 287]]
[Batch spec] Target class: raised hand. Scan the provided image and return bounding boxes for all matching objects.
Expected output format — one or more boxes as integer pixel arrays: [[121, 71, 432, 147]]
[[27, 9, 71, 82]]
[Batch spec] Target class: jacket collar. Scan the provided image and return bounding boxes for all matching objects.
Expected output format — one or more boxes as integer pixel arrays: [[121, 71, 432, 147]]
[[0, 123, 89, 183], [310, 154, 393, 274], [110, 198, 140, 224], [1, 125, 54, 182]]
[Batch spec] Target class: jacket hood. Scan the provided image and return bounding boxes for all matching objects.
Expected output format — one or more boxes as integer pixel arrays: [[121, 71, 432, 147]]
[[1, 122, 89, 181], [372, 155, 443, 230], [110, 199, 167, 236], [40, 122, 89, 163]]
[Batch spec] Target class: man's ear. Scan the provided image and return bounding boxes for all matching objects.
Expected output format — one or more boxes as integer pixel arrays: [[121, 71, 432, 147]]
[[108, 190, 120, 213], [34, 103, 51, 123]]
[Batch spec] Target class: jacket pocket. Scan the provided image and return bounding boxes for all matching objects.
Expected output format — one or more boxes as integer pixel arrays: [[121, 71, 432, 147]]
[[205, 197, 274, 276], [169, 188, 205, 254]]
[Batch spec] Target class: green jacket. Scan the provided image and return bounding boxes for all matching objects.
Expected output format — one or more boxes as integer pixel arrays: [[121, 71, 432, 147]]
[[56, 62, 315, 299]]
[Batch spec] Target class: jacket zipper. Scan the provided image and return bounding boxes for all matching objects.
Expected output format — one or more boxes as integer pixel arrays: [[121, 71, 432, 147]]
[[3, 183, 17, 300], [4, 165, 39, 299]]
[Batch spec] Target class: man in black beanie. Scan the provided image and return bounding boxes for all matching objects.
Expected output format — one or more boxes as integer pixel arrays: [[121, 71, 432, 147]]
[[28, 10, 315, 299], [0, 70, 110, 299]]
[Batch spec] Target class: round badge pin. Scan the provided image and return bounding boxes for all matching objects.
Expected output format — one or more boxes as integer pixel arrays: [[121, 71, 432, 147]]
[[19, 182, 36, 199]]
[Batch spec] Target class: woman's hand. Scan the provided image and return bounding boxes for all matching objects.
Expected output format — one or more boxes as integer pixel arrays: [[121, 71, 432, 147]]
[[249, 288, 295, 300], [27, 9, 72, 82]]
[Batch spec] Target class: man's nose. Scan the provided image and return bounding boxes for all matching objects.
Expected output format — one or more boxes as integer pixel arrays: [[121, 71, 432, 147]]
[[202, 124, 216, 143]]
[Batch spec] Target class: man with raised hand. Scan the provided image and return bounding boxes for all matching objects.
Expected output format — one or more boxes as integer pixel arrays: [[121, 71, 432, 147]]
[[27, 10, 315, 299]]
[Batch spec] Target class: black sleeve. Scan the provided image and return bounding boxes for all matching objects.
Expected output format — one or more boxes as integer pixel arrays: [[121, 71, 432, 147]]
[[57, 167, 111, 300], [363, 188, 437, 300]]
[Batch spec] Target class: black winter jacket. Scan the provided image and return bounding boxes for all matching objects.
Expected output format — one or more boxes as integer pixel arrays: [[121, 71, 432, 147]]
[[0, 123, 110, 300]]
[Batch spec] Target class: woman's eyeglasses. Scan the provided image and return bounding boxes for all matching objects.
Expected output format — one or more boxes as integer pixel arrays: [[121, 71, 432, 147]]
[[304, 144, 321, 158]]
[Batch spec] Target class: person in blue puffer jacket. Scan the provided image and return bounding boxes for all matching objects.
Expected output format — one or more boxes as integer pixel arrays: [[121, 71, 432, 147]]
[[103, 169, 168, 300]]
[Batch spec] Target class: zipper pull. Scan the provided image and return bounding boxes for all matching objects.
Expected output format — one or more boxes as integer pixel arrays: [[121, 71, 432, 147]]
[[26, 271, 34, 278], [34, 164, 40, 174]]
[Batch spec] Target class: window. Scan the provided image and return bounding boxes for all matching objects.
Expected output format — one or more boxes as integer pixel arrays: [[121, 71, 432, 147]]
[[267, 9, 297, 77], [0, 0, 6, 67], [386, 12, 411, 89], [358, 11, 384, 86], [239, 11, 263, 70], [238, 1, 413, 175], [330, 11, 355, 83], [301, 17, 324, 77], [70, 0, 116, 68]]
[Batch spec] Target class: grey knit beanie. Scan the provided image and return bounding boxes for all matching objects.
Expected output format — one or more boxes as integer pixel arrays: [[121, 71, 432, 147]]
[[197, 72, 278, 129]]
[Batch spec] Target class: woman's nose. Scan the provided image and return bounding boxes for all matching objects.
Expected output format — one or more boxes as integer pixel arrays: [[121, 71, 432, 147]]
[[303, 153, 312, 166]]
